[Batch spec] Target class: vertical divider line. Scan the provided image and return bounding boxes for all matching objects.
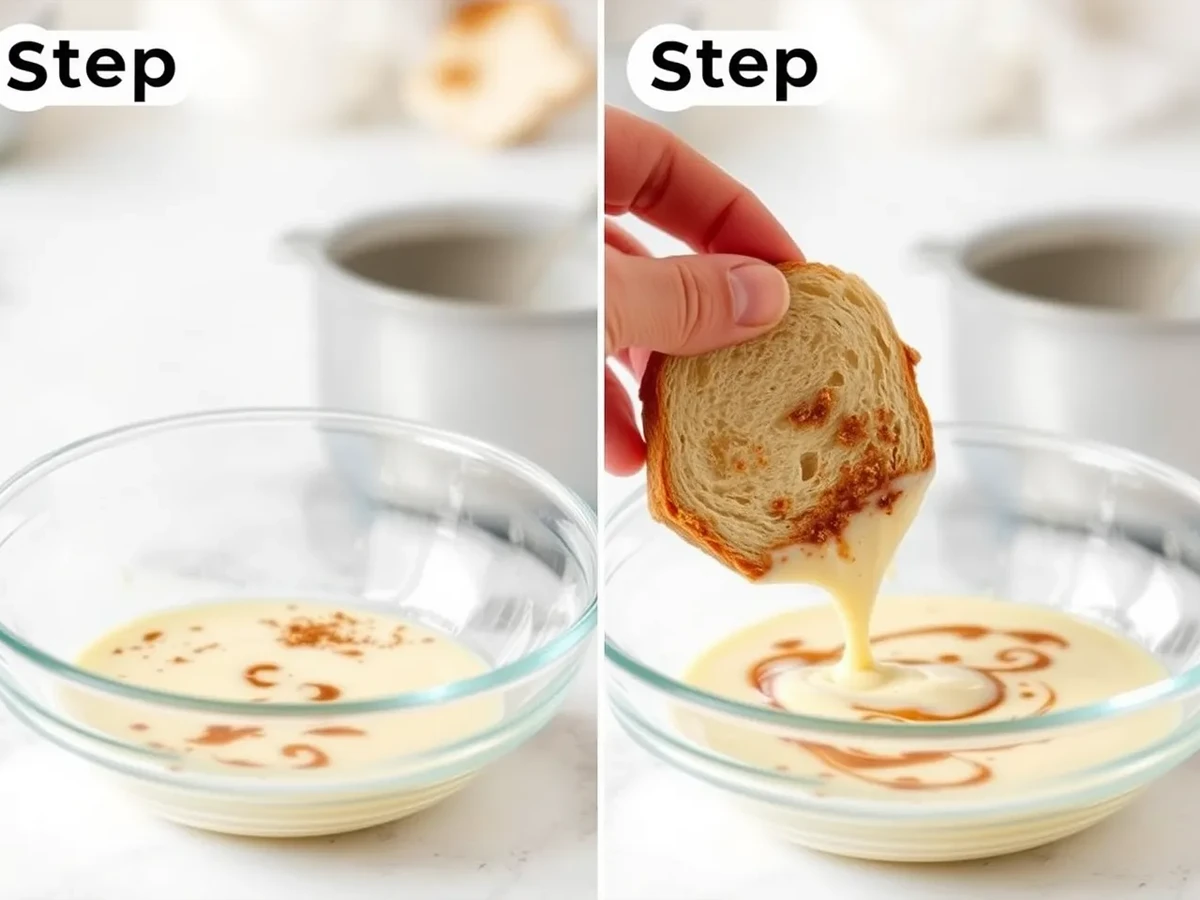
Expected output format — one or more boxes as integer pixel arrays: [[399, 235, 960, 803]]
[[594, 0, 609, 896]]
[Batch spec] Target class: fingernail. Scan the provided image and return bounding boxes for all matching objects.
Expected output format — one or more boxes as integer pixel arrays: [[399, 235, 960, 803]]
[[729, 264, 788, 327]]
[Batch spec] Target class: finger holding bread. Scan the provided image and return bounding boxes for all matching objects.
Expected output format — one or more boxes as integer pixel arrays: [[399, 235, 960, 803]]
[[604, 107, 804, 261], [604, 250, 791, 357]]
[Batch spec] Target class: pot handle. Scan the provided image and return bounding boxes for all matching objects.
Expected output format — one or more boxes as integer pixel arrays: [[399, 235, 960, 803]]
[[910, 238, 959, 271], [278, 228, 327, 264]]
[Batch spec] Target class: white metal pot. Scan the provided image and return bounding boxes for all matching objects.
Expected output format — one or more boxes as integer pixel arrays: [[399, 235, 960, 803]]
[[285, 200, 597, 508], [919, 209, 1200, 478]]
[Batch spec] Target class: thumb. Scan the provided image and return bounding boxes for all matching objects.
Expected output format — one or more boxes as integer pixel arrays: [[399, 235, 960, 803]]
[[605, 249, 790, 356]]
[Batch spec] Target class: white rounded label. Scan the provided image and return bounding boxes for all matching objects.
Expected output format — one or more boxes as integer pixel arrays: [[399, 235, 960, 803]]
[[0, 24, 187, 111], [626, 24, 834, 113]]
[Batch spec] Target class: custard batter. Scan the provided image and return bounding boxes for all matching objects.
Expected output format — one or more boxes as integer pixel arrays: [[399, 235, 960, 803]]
[[72, 599, 503, 777], [683, 595, 1175, 799]]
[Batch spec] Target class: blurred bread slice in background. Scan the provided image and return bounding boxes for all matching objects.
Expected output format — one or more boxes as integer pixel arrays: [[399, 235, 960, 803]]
[[404, 0, 593, 147]]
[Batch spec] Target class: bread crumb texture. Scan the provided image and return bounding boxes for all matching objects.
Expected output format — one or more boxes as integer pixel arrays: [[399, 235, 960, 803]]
[[640, 262, 934, 579]]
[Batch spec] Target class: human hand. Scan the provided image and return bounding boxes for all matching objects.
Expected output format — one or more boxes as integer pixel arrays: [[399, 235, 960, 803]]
[[604, 106, 804, 475]]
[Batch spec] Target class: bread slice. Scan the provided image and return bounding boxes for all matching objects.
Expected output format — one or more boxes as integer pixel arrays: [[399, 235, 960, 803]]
[[640, 262, 934, 580], [403, 0, 593, 147]]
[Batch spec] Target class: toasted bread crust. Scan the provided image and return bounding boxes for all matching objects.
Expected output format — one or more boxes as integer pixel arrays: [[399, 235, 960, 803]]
[[640, 261, 934, 581]]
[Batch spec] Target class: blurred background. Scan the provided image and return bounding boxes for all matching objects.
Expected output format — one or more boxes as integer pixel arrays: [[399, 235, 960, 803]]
[[605, 0, 1200, 504], [0, 0, 598, 506]]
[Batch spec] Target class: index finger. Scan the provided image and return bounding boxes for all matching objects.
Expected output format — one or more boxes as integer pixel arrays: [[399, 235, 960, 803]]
[[605, 106, 803, 263]]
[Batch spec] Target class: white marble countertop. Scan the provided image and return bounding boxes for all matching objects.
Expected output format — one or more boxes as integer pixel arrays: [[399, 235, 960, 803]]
[[602, 111, 1200, 899], [0, 107, 597, 900]]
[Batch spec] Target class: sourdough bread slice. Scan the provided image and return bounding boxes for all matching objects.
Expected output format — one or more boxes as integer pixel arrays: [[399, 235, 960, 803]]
[[640, 262, 934, 580]]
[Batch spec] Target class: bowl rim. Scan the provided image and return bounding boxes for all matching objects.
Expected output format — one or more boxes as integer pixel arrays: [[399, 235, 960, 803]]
[[0, 408, 598, 716], [604, 422, 1200, 739]]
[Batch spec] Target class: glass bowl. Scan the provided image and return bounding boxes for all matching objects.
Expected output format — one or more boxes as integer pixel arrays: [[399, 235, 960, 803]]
[[605, 424, 1200, 862], [0, 409, 596, 837]]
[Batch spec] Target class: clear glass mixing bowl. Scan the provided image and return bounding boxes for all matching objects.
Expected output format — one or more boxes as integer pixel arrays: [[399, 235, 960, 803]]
[[0, 409, 597, 836], [605, 424, 1200, 861]]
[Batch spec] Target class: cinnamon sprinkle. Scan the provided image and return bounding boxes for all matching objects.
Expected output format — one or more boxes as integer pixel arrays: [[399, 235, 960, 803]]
[[263, 611, 408, 651], [217, 758, 263, 768], [305, 726, 366, 737], [282, 743, 330, 769], [244, 663, 280, 688], [270, 611, 363, 649], [787, 388, 835, 428], [303, 682, 342, 702], [876, 490, 902, 512], [836, 414, 868, 446], [187, 725, 263, 746]]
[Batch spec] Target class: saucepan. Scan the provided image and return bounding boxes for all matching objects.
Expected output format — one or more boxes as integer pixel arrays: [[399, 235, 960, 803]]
[[917, 209, 1200, 482], [283, 199, 598, 509]]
